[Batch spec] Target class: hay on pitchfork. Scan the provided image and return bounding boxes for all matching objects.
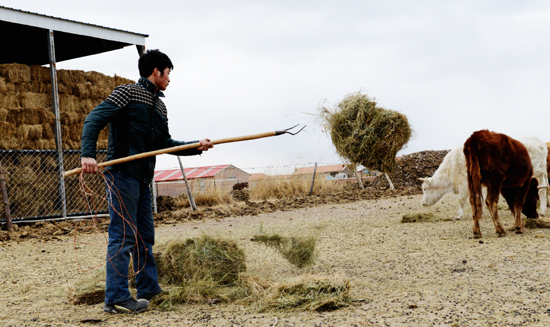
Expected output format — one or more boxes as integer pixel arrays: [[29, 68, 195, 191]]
[[319, 92, 412, 174], [252, 225, 317, 268]]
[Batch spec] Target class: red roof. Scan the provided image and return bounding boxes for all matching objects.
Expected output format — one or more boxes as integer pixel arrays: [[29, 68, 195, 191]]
[[154, 164, 230, 182]]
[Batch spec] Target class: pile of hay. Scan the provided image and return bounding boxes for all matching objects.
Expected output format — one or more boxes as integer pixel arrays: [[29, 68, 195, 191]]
[[319, 92, 412, 174], [0, 63, 133, 150], [252, 226, 317, 268], [153, 235, 247, 308]]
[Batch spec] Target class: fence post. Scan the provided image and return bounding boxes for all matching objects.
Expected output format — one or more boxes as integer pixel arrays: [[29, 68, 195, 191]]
[[48, 30, 67, 218], [309, 162, 317, 196], [177, 156, 197, 211], [0, 161, 13, 230], [151, 180, 158, 214]]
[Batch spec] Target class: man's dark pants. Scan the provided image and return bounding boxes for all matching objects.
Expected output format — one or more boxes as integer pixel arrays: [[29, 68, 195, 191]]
[[104, 171, 162, 305]]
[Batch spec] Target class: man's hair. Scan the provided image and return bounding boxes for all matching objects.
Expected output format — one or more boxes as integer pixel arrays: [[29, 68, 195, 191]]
[[138, 49, 174, 77]]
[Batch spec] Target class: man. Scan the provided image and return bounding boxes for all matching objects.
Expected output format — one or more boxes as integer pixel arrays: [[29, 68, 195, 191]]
[[80, 49, 213, 314]]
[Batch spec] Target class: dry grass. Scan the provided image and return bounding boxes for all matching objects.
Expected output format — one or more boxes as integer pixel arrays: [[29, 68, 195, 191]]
[[173, 175, 344, 208], [249, 175, 343, 201], [175, 187, 234, 207]]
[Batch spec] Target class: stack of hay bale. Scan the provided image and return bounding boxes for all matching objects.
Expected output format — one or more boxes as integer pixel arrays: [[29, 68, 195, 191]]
[[0, 63, 133, 150], [0, 63, 134, 218]]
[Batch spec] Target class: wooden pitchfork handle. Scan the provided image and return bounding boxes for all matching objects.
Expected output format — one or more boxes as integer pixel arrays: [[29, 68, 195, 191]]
[[63, 124, 306, 178]]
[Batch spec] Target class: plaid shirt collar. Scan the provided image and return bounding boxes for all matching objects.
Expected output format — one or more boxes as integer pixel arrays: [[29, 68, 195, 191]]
[[138, 77, 165, 98]]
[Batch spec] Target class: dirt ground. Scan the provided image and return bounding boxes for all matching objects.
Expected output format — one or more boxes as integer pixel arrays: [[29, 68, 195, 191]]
[[3, 191, 550, 327]]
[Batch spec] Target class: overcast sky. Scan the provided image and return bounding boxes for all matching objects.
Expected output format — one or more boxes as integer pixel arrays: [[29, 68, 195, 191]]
[[4, 1, 550, 174]]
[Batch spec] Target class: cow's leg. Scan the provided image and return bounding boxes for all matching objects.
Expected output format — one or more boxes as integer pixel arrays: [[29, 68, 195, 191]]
[[455, 187, 469, 221], [469, 191, 483, 238], [501, 188, 519, 232], [485, 184, 506, 237], [539, 187, 547, 217]]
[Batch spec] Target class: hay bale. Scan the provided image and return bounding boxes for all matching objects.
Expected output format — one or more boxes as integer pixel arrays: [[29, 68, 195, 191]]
[[0, 64, 31, 83], [320, 92, 412, 174]]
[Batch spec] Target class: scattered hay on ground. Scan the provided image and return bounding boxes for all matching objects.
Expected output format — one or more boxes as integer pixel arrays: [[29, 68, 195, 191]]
[[257, 275, 351, 312], [524, 218, 550, 229], [252, 226, 317, 268], [401, 213, 449, 223], [65, 268, 105, 305]]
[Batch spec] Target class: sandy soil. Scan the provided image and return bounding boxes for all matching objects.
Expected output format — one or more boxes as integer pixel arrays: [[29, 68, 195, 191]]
[[2, 193, 550, 327]]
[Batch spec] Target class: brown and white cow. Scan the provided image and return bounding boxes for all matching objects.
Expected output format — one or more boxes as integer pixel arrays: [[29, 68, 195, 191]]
[[420, 136, 548, 219], [464, 130, 539, 238]]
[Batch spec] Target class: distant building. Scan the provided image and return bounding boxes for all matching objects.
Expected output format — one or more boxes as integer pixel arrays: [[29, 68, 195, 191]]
[[292, 164, 355, 180], [154, 164, 250, 197]]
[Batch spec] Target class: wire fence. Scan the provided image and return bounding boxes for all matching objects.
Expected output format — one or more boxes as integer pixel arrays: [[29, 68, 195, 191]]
[[0, 150, 108, 223]]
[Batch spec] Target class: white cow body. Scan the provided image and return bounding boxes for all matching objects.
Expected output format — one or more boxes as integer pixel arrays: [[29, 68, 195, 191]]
[[419, 146, 469, 220], [420, 137, 549, 219]]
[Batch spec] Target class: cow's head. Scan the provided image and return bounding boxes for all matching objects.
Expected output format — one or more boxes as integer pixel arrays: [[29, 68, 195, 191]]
[[522, 177, 540, 219], [419, 177, 438, 206]]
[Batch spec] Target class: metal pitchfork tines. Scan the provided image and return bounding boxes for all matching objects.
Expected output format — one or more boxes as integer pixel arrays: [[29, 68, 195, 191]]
[[64, 124, 307, 177], [274, 124, 306, 136]]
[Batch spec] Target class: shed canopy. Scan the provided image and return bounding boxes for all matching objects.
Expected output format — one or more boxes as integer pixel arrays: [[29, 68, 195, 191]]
[[0, 6, 148, 65]]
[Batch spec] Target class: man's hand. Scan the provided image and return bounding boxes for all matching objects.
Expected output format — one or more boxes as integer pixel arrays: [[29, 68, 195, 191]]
[[81, 157, 99, 174], [197, 139, 214, 151]]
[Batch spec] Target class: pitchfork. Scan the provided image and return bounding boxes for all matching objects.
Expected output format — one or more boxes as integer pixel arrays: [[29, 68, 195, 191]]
[[63, 124, 306, 177]]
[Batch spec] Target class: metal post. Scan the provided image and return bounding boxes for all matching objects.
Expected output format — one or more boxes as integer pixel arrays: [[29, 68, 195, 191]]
[[309, 162, 317, 196], [48, 30, 67, 218], [151, 181, 158, 214], [177, 156, 196, 211], [0, 161, 13, 230]]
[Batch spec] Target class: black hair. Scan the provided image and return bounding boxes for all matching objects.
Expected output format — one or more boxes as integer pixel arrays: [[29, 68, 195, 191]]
[[138, 49, 174, 77]]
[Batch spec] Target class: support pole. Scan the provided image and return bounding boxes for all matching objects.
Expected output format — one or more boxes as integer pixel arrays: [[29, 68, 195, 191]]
[[355, 168, 365, 190], [177, 157, 197, 211], [0, 162, 13, 231], [384, 173, 395, 190], [151, 180, 158, 214], [48, 30, 67, 218], [309, 162, 317, 196]]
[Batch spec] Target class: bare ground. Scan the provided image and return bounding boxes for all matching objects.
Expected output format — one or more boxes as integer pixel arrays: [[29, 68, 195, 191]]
[[2, 193, 550, 327]]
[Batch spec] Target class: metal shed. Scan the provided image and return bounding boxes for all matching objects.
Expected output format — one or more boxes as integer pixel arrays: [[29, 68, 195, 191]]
[[0, 6, 148, 225]]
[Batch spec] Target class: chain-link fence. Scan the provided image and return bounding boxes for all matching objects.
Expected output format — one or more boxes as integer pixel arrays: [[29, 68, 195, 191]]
[[0, 150, 108, 223]]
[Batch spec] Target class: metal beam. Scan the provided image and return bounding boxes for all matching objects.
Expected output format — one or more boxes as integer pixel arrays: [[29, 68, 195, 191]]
[[48, 29, 67, 219]]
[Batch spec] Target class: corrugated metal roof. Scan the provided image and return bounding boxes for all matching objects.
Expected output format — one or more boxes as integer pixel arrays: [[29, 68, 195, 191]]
[[0, 6, 148, 65], [155, 165, 230, 182]]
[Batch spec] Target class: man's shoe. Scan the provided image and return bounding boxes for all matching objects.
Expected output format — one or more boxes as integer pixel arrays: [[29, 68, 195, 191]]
[[103, 298, 148, 314]]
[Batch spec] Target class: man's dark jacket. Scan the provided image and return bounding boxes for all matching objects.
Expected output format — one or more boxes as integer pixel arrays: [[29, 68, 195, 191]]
[[81, 77, 200, 185]]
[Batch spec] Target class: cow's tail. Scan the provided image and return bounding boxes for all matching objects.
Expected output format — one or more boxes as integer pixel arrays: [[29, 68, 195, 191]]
[[464, 141, 483, 217]]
